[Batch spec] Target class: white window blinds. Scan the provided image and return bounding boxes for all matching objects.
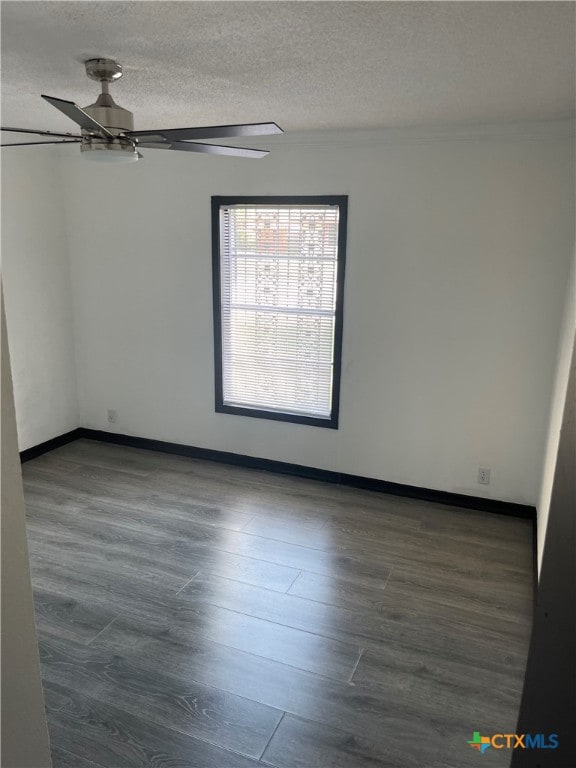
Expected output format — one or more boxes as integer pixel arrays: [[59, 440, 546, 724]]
[[217, 202, 343, 421]]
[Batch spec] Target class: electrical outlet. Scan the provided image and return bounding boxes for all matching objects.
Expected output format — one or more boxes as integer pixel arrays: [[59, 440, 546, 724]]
[[107, 409, 118, 425], [478, 467, 491, 485]]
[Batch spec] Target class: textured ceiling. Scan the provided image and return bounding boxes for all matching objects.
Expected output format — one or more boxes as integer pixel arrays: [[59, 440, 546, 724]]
[[1, 1, 574, 136]]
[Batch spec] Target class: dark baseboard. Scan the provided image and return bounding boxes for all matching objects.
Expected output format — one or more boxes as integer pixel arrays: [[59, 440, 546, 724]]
[[19, 426, 537, 521], [75, 428, 536, 521], [19, 428, 84, 463], [338, 471, 536, 518]]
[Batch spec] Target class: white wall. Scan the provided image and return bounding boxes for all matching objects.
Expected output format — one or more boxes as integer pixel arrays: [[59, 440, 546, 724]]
[[536, 248, 575, 568], [59, 121, 574, 506], [1, 288, 52, 768], [1, 149, 78, 450]]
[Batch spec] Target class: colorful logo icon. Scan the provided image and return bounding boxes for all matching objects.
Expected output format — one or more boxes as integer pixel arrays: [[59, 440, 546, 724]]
[[468, 732, 491, 754]]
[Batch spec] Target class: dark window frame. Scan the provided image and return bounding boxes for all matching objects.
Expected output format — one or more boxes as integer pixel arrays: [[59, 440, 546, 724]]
[[211, 195, 348, 429]]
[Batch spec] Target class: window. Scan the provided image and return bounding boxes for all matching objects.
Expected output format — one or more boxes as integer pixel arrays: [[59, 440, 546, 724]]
[[212, 196, 347, 428]]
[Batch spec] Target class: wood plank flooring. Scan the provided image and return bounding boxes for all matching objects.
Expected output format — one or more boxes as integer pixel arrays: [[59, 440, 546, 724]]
[[22, 439, 534, 768]]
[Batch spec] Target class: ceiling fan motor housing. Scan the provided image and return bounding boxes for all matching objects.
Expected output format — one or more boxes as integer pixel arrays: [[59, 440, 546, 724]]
[[81, 96, 135, 157]]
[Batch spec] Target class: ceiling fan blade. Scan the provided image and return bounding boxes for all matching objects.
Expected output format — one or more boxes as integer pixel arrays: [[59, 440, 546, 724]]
[[1, 126, 82, 139], [41, 95, 114, 137], [1, 140, 81, 147], [128, 122, 283, 142], [138, 140, 269, 158]]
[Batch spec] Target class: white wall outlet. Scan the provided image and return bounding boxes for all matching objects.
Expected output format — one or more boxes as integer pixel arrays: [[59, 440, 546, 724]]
[[478, 467, 491, 485], [107, 409, 118, 425]]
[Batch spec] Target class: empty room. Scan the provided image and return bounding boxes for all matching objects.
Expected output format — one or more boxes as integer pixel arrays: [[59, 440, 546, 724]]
[[1, 2, 575, 767]]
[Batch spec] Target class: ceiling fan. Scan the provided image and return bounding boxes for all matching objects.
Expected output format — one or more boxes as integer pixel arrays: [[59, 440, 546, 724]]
[[1, 58, 283, 163]]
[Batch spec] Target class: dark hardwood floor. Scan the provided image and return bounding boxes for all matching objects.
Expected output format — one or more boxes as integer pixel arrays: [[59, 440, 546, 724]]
[[23, 439, 534, 768]]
